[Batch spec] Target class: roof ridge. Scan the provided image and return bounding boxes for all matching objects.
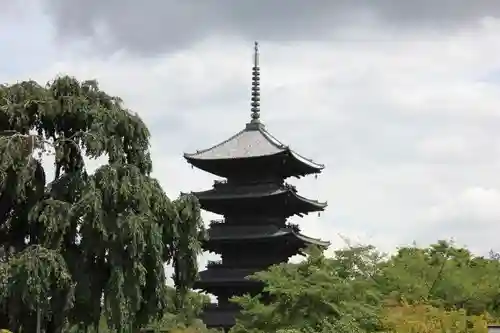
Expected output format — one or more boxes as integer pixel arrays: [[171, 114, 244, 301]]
[[184, 128, 247, 157], [258, 125, 288, 149], [194, 183, 327, 210], [259, 125, 325, 169]]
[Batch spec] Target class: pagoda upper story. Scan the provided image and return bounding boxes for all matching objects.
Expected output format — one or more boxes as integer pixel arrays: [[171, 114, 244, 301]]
[[184, 42, 329, 331], [184, 43, 324, 182], [184, 121, 325, 180]]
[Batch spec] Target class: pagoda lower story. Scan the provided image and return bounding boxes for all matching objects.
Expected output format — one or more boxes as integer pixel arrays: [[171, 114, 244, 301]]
[[190, 181, 329, 331], [194, 222, 329, 329]]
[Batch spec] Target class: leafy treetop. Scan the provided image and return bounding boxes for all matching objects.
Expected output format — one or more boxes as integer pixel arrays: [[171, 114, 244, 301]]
[[0, 76, 205, 333]]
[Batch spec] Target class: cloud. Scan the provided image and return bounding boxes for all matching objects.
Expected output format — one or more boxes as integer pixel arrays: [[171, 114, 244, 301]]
[[39, 0, 500, 55], [16, 19, 500, 257], [430, 187, 500, 225], [4, 2, 500, 267], [414, 187, 500, 254]]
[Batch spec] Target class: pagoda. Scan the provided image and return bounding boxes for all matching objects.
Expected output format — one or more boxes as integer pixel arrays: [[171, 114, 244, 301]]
[[184, 42, 329, 331]]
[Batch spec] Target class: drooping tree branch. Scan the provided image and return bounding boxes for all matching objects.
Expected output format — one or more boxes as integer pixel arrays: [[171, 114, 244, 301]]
[[0, 76, 204, 332]]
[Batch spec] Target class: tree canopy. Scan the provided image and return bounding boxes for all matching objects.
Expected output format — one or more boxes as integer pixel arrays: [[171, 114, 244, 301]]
[[77, 239, 500, 333], [0, 76, 205, 333], [229, 241, 500, 333], [231, 246, 382, 333]]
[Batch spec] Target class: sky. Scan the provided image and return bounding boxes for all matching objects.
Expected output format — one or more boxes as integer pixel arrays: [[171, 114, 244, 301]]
[[3, 0, 500, 266]]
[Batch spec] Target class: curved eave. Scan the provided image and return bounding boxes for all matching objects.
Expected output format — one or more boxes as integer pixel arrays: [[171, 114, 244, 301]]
[[184, 148, 324, 171], [183, 150, 284, 162], [259, 125, 324, 172], [287, 149, 324, 173], [184, 151, 323, 179], [194, 268, 261, 287], [193, 187, 284, 200], [193, 188, 327, 211], [294, 232, 330, 248], [292, 191, 328, 211], [206, 228, 330, 248], [183, 153, 285, 178]]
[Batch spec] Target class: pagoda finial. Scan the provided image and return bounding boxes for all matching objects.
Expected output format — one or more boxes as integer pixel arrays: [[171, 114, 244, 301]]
[[250, 41, 261, 123]]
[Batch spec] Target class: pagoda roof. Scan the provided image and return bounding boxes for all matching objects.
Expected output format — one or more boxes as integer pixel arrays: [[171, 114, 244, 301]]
[[207, 224, 330, 248], [196, 268, 260, 285], [184, 122, 324, 174], [195, 182, 325, 206], [193, 182, 327, 216]]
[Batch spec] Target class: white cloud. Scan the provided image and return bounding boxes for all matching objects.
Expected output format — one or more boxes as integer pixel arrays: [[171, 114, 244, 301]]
[[4, 8, 500, 269], [414, 186, 500, 254], [429, 187, 500, 225]]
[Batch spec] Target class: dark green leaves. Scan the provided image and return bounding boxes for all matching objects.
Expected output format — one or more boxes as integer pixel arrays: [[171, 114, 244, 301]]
[[0, 76, 204, 332], [1, 246, 74, 332], [171, 194, 206, 309]]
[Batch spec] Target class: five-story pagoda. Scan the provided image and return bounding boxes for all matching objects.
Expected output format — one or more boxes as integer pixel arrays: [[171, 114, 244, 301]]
[[184, 42, 329, 331]]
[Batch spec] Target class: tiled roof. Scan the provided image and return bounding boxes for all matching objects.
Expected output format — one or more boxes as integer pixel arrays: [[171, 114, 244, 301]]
[[207, 224, 330, 247], [197, 268, 258, 283], [193, 182, 327, 211], [184, 122, 324, 170]]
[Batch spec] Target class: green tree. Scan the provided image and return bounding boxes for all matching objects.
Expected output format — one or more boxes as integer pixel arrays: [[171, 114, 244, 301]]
[[231, 246, 382, 333], [142, 287, 211, 333], [381, 301, 490, 333], [74, 287, 212, 333], [377, 240, 500, 316], [0, 76, 205, 333]]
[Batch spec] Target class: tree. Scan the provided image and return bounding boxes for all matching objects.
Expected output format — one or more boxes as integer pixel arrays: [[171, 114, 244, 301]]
[[0, 76, 205, 332], [231, 246, 382, 333], [377, 241, 500, 316], [74, 287, 212, 333], [142, 287, 211, 333], [226, 240, 500, 333], [381, 301, 490, 333]]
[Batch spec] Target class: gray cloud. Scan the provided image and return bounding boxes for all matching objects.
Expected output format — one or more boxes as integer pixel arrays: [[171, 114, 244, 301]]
[[41, 0, 500, 55], [9, 6, 500, 256]]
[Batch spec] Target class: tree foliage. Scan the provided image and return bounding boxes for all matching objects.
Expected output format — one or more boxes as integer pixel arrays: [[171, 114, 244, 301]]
[[142, 287, 211, 333], [0, 76, 205, 333], [229, 241, 500, 333], [231, 246, 382, 333], [378, 240, 500, 315], [70, 287, 212, 333], [381, 301, 491, 333]]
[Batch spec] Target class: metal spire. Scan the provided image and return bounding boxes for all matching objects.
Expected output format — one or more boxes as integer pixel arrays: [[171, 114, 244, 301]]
[[250, 41, 261, 123]]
